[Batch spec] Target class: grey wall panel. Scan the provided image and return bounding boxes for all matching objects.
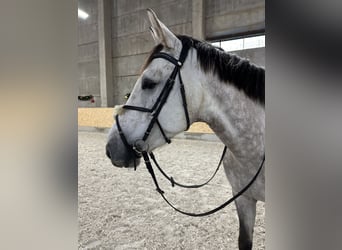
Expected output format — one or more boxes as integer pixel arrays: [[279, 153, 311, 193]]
[[205, 0, 265, 39], [78, 0, 98, 23], [78, 42, 99, 63], [232, 0, 264, 11], [113, 75, 139, 104], [78, 0, 99, 107], [112, 0, 175, 17], [78, 23, 99, 45], [78, 61, 99, 79], [78, 61, 100, 97], [205, 0, 264, 17], [232, 47, 265, 67], [78, 78, 100, 95], [150, 0, 192, 26], [112, 53, 148, 77], [112, 0, 192, 38], [112, 22, 192, 58], [114, 0, 141, 17], [139, 0, 175, 9], [112, 32, 155, 58], [78, 0, 98, 45], [111, 0, 193, 105], [112, 11, 145, 38], [169, 22, 193, 36]]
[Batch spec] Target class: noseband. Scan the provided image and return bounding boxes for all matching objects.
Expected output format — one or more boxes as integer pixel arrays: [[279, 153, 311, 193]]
[[115, 40, 265, 217]]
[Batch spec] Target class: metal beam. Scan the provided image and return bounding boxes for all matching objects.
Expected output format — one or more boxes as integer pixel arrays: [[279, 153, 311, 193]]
[[98, 0, 114, 107], [192, 0, 205, 40]]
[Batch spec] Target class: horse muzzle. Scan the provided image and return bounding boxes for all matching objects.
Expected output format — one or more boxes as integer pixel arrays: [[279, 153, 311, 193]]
[[106, 136, 141, 168]]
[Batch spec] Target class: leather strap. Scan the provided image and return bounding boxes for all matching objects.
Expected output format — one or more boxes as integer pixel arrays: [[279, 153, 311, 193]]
[[149, 146, 227, 188], [144, 152, 265, 217], [116, 40, 191, 148]]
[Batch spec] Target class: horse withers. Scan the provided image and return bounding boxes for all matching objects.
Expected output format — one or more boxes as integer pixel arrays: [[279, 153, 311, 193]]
[[106, 9, 265, 250]]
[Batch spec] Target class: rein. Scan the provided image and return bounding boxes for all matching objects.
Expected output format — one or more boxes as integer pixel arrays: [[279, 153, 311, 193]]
[[115, 40, 265, 216], [147, 152, 265, 217], [150, 146, 227, 188]]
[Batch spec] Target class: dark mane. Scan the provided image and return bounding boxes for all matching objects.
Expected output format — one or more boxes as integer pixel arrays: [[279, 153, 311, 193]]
[[178, 35, 265, 105], [141, 35, 265, 105]]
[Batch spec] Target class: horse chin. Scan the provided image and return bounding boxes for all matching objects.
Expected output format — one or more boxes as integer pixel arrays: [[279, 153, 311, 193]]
[[111, 157, 141, 169]]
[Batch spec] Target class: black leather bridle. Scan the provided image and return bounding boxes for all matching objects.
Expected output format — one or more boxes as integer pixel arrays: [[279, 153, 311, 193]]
[[115, 40, 191, 161], [115, 40, 265, 217]]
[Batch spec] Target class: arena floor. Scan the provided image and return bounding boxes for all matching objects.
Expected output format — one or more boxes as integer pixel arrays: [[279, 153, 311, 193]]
[[78, 131, 265, 249]]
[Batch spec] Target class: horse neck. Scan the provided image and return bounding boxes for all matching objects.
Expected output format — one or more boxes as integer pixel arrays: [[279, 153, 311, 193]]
[[197, 74, 265, 168]]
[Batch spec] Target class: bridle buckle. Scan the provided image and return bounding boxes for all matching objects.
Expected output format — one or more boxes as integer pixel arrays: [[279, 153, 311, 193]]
[[133, 139, 149, 154]]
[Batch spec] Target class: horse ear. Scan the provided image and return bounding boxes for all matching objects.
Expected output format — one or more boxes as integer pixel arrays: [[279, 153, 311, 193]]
[[149, 26, 159, 45], [147, 8, 179, 49]]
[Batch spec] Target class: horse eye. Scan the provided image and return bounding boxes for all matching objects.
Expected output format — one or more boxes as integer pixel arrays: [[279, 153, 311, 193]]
[[142, 78, 157, 90]]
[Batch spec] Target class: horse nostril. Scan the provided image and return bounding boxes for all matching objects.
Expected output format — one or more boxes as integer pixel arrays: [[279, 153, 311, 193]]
[[106, 149, 111, 159], [106, 145, 112, 159]]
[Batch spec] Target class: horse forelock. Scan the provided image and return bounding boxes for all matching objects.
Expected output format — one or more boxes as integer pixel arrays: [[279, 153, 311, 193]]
[[140, 44, 164, 74]]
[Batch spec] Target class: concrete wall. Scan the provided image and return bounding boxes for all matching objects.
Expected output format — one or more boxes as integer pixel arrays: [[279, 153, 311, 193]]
[[77, 0, 265, 107], [78, 0, 100, 107], [111, 0, 193, 104], [233, 47, 265, 67], [205, 0, 265, 39]]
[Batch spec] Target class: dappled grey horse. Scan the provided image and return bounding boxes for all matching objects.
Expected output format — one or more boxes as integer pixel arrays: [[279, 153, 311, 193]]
[[106, 9, 265, 250]]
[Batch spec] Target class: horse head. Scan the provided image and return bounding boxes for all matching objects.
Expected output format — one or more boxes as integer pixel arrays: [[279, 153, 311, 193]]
[[106, 9, 202, 168]]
